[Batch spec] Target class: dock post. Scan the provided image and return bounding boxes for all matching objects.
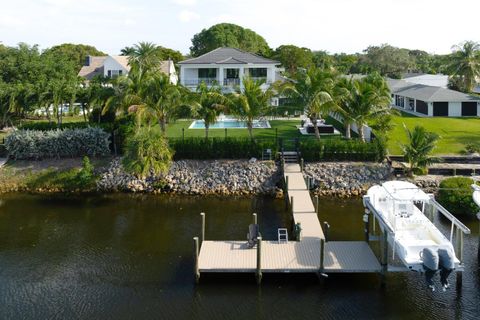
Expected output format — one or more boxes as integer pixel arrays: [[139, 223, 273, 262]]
[[300, 158, 304, 172], [200, 212, 205, 245], [363, 209, 370, 243], [315, 195, 319, 213], [320, 238, 325, 271], [290, 196, 294, 215], [323, 221, 330, 242], [380, 231, 388, 287], [256, 236, 262, 284], [252, 213, 257, 225], [477, 212, 480, 262], [193, 237, 200, 283]]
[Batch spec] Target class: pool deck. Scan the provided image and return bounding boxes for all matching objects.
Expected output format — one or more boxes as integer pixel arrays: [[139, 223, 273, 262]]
[[195, 161, 382, 280]]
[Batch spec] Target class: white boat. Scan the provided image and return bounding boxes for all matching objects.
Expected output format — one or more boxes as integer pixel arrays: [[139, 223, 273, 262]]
[[364, 181, 458, 272], [473, 184, 480, 208]]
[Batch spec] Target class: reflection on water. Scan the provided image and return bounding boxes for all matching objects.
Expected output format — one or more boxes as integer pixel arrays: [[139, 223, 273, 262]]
[[0, 194, 478, 320]]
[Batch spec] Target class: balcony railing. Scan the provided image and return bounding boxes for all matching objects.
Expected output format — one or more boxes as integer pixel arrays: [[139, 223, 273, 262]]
[[183, 78, 218, 86]]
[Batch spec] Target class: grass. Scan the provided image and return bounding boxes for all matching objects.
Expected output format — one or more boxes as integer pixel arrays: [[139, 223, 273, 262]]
[[387, 112, 480, 155], [164, 118, 344, 140]]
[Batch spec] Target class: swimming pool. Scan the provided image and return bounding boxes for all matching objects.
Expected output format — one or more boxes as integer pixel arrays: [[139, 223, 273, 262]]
[[189, 118, 271, 129]]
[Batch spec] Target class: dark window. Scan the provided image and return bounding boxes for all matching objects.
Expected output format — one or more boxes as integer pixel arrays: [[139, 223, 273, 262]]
[[107, 70, 111, 78], [226, 68, 239, 79], [198, 68, 217, 78], [119, 70, 123, 76], [461, 102, 477, 116], [433, 102, 448, 116], [416, 100, 428, 115], [249, 68, 267, 78]]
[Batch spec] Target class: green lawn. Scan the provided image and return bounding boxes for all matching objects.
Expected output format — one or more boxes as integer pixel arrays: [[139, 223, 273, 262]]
[[165, 118, 344, 140], [387, 113, 480, 155]]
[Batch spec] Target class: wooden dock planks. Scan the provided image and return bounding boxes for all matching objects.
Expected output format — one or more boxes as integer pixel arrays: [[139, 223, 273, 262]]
[[196, 161, 382, 277]]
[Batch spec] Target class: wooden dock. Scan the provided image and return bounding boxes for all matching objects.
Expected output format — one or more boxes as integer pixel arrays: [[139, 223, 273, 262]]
[[194, 161, 382, 282]]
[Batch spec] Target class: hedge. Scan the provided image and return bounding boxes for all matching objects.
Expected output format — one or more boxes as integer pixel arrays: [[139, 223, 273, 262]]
[[169, 137, 278, 160], [299, 138, 385, 162], [19, 122, 92, 131], [5, 127, 110, 160], [438, 177, 478, 216], [169, 137, 386, 162]]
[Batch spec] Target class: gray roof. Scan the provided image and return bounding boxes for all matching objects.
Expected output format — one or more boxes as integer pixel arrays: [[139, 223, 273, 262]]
[[388, 78, 480, 102], [179, 47, 279, 65], [78, 56, 107, 80]]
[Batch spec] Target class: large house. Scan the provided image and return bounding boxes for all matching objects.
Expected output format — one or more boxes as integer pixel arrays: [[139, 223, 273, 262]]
[[388, 79, 480, 117], [178, 47, 283, 92], [78, 55, 178, 84]]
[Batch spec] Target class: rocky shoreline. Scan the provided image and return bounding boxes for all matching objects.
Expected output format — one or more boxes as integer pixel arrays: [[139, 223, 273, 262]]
[[0, 158, 454, 197]]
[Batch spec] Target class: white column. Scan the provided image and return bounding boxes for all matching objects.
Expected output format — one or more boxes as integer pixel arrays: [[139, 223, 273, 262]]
[[218, 67, 224, 86], [428, 102, 433, 117], [180, 67, 185, 86], [239, 66, 245, 89]]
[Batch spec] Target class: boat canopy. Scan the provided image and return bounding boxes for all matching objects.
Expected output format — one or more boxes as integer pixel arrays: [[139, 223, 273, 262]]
[[381, 181, 431, 202]]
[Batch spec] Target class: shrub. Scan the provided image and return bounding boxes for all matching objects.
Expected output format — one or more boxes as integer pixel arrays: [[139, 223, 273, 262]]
[[438, 177, 478, 216], [299, 138, 385, 162], [123, 128, 173, 178], [465, 143, 480, 154], [19, 122, 91, 131], [5, 127, 110, 160], [77, 156, 94, 186], [169, 137, 278, 160]]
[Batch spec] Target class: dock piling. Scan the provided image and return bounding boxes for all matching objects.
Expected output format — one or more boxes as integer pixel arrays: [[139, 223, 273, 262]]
[[252, 213, 257, 225], [290, 196, 294, 215], [193, 237, 200, 283], [320, 238, 325, 271], [200, 212, 205, 244], [363, 210, 370, 243], [315, 195, 319, 213], [380, 231, 388, 287], [300, 158, 304, 172], [323, 222, 330, 242], [256, 236, 262, 284]]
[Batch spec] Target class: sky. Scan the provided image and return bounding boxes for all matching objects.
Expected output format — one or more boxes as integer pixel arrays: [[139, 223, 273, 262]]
[[0, 0, 479, 55]]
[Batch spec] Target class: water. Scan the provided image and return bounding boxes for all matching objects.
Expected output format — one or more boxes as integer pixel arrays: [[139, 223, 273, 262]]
[[0, 194, 478, 320], [189, 119, 271, 129]]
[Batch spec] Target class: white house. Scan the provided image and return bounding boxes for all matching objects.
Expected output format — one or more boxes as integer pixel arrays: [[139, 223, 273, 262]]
[[388, 79, 480, 117], [178, 47, 282, 93], [78, 55, 178, 84]]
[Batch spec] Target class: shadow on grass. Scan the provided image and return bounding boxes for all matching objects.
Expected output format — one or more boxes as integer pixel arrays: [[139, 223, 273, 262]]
[[26, 168, 96, 192]]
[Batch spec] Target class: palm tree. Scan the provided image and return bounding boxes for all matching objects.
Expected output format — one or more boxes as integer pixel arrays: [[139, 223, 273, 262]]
[[189, 82, 228, 138], [347, 74, 392, 142], [448, 41, 480, 93], [136, 73, 184, 134], [288, 68, 335, 139], [401, 125, 440, 176], [334, 77, 356, 139], [126, 42, 163, 82], [231, 77, 275, 140]]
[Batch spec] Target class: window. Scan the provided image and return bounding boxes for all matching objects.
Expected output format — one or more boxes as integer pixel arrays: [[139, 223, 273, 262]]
[[249, 68, 267, 78], [395, 95, 405, 108], [461, 102, 477, 116], [226, 68, 239, 79], [433, 102, 448, 116], [107, 70, 122, 78], [198, 68, 217, 78]]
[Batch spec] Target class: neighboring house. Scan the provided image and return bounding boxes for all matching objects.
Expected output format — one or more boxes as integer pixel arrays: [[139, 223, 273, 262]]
[[178, 47, 282, 93], [78, 55, 178, 84], [402, 73, 449, 88], [388, 79, 480, 117]]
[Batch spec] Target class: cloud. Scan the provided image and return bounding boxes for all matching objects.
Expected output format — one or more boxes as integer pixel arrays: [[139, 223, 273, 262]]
[[178, 10, 200, 23], [172, 0, 197, 6]]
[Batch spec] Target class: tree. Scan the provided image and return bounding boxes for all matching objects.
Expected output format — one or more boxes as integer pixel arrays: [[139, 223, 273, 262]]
[[360, 44, 414, 78], [189, 82, 228, 138], [190, 23, 271, 57], [122, 44, 183, 64], [346, 73, 393, 142], [122, 127, 173, 179], [42, 43, 106, 70], [273, 45, 314, 74], [136, 73, 184, 134], [401, 125, 440, 176], [334, 77, 356, 139], [313, 51, 334, 70], [447, 41, 480, 93], [231, 77, 275, 139]]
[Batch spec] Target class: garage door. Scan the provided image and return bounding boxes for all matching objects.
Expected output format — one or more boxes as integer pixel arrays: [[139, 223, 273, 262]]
[[461, 102, 477, 116], [416, 100, 428, 115], [433, 102, 448, 116]]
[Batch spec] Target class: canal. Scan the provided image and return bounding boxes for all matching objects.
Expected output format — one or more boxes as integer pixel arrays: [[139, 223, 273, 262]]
[[0, 194, 478, 319]]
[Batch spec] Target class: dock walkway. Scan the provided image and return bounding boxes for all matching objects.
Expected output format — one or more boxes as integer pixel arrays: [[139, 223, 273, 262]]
[[195, 161, 381, 281]]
